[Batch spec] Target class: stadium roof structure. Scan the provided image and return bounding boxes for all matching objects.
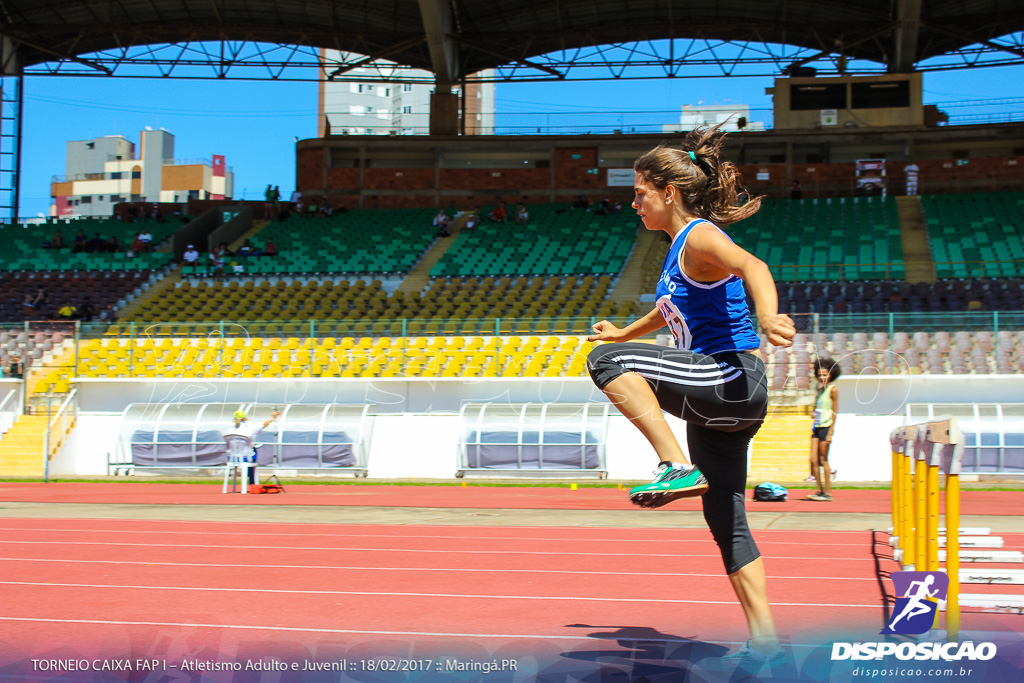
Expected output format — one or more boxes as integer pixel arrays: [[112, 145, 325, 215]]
[[0, 0, 1021, 221], [0, 0, 1022, 84]]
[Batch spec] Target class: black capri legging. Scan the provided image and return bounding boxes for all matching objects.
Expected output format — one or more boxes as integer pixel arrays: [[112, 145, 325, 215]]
[[587, 342, 768, 575]]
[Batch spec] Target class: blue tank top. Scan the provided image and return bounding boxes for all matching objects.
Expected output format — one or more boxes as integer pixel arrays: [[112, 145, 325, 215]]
[[654, 218, 761, 355]]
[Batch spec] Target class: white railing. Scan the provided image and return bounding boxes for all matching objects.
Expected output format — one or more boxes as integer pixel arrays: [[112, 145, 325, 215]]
[[44, 389, 78, 482], [0, 389, 18, 437]]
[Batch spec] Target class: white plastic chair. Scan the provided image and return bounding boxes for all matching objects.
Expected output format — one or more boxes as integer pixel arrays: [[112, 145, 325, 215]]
[[222, 434, 257, 494]]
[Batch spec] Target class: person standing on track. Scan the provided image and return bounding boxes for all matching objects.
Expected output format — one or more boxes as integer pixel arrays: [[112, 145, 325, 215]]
[[586, 124, 795, 663], [807, 358, 840, 502]]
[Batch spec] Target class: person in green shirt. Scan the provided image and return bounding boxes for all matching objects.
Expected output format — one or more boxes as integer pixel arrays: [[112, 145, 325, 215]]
[[808, 358, 840, 501]]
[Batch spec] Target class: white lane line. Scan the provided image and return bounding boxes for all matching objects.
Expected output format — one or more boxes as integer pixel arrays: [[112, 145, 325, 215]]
[[0, 526, 868, 546], [0, 556, 879, 580], [0, 616, 845, 652], [0, 519, 871, 534], [0, 540, 874, 561], [0, 581, 881, 608], [0, 616, 759, 645]]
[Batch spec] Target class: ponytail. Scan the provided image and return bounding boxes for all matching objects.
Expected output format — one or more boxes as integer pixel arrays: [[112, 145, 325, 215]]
[[634, 123, 761, 225]]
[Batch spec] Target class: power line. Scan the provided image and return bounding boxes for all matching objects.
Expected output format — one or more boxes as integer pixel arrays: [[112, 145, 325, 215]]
[[24, 94, 313, 118]]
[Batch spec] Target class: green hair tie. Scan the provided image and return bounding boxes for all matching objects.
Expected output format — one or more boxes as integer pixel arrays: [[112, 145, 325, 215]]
[[688, 151, 697, 162]]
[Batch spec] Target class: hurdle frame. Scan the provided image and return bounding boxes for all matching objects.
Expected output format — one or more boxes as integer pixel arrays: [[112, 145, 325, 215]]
[[889, 417, 965, 640]]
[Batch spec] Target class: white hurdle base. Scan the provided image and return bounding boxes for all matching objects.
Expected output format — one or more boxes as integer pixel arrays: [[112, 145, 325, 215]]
[[898, 549, 1024, 566], [888, 527, 991, 537], [939, 536, 1004, 549], [939, 549, 1024, 563], [960, 569, 1024, 585], [889, 529, 993, 548], [942, 594, 1024, 614]]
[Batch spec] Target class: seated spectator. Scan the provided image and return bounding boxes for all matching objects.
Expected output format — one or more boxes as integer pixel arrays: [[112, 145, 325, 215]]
[[612, 200, 623, 214], [80, 297, 95, 322], [107, 235, 120, 253], [515, 203, 529, 225], [489, 201, 508, 223], [50, 230, 65, 250], [464, 206, 480, 231], [72, 229, 88, 254], [7, 355, 22, 379], [138, 230, 153, 251], [182, 244, 200, 266], [238, 240, 261, 258], [56, 303, 77, 320], [86, 233, 107, 253], [208, 252, 224, 276], [22, 288, 45, 318], [263, 238, 278, 257], [98, 305, 118, 323], [213, 242, 233, 259], [433, 209, 451, 237], [127, 233, 143, 259]]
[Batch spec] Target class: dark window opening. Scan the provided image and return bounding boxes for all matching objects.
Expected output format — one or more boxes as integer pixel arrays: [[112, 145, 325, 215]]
[[790, 84, 846, 111], [851, 81, 910, 109]]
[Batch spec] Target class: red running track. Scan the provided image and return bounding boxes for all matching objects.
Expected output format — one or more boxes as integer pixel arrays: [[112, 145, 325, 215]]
[[1, 482, 1021, 515], [1, 517, 1019, 668]]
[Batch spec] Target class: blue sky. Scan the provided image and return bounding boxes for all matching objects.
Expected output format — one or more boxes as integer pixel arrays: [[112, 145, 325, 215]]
[[19, 62, 1024, 219]]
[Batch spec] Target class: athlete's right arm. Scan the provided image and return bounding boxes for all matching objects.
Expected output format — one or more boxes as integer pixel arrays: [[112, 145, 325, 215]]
[[588, 307, 665, 343]]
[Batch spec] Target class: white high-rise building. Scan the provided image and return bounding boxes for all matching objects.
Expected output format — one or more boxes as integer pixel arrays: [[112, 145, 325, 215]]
[[318, 50, 495, 136]]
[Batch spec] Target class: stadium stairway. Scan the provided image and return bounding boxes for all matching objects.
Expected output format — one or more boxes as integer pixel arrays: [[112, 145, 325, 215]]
[[0, 415, 50, 477], [113, 270, 183, 322], [122, 219, 270, 313], [748, 405, 814, 484], [896, 196, 937, 284], [396, 213, 471, 295], [25, 344, 76, 412], [226, 219, 270, 254], [608, 225, 656, 305]]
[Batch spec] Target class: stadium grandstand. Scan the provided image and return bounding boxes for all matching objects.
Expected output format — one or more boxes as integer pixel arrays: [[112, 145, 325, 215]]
[[0, 2, 1022, 674]]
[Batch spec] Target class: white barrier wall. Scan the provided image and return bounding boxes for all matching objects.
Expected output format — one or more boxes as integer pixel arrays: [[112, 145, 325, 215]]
[[56, 376, 1023, 481], [58, 411, 676, 481]]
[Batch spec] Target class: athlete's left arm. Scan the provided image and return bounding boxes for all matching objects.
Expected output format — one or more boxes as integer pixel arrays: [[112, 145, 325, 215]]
[[685, 225, 795, 347]]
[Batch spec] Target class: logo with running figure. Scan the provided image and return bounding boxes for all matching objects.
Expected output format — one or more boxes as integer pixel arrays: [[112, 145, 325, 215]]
[[881, 571, 949, 635]]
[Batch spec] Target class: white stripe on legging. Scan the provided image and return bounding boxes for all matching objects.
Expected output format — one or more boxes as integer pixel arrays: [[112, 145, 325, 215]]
[[610, 355, 741, 385], [634, 368, 742, 386], [609, 353, 726, 373]]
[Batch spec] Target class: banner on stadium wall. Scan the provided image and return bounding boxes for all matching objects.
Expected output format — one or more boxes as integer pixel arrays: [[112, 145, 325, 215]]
[[607, 169, 634, 187]]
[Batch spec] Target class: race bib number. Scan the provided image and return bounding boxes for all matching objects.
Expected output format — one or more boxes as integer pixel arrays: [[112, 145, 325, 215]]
[[656, 295, 691, 350]]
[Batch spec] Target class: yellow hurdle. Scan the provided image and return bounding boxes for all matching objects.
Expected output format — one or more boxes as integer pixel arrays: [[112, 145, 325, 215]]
[[947, 466, 962, 640], [889, 425, 916, 566], [891, 448, 901, 542], [927, 419, 964, 641], [889, 418, 964, 641], [914, 433, 927, 571]]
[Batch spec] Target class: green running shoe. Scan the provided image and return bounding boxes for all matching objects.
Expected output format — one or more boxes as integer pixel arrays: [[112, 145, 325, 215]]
[[629, 461, 709, 508], [700, 640, 787, 674]]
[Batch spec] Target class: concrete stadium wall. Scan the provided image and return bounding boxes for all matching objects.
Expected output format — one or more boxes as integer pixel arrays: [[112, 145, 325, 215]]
[[295, 127, 1024, 208], [53, 376, 1023, 482]]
